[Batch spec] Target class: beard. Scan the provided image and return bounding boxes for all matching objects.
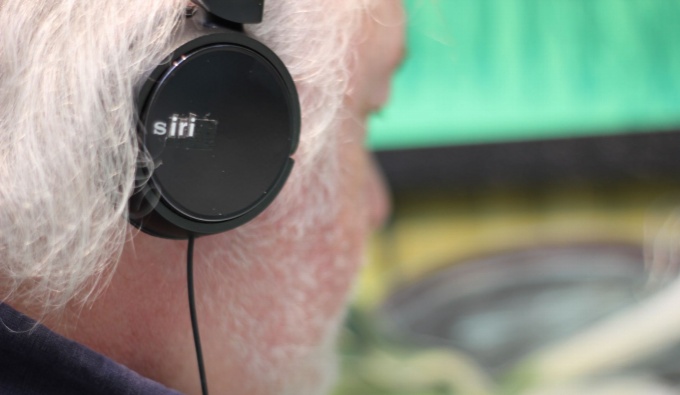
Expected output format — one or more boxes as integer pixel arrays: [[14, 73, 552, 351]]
[[277, 311, 343, 395], [198, 237, 355, 395]]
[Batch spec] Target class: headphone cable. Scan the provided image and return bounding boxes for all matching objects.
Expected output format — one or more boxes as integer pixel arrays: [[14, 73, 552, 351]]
[[187, 234, 209, 395]]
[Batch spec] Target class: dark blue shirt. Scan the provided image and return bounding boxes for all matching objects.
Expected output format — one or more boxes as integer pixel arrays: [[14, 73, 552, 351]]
[[0, 303, 183, 394]]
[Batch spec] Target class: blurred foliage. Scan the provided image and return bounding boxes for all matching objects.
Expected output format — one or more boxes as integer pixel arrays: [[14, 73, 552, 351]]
[[334, 183, 680, 395]]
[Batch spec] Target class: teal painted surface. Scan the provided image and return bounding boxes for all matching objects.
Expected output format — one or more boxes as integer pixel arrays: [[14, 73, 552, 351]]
[[368, 0, 680, 150]]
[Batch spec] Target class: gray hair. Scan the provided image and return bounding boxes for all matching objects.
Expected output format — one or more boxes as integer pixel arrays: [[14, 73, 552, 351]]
[[0, 0, 367, 312]]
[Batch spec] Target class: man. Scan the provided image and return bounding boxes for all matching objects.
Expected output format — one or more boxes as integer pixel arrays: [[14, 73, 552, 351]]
[[0, 0, 405, 394]]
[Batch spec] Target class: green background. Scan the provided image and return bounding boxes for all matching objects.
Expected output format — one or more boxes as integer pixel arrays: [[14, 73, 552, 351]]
[[368, 0, 680, 150]]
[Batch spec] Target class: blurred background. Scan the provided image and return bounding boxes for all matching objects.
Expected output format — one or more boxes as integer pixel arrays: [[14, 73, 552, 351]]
[[335, 1, 680, 394]]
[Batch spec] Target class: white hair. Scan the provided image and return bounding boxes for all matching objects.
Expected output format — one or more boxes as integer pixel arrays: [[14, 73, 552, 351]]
[[0, 0, 369, 312]]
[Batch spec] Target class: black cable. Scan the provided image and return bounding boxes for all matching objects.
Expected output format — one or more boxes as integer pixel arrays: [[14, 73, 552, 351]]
[[187, 234, 209, 395]]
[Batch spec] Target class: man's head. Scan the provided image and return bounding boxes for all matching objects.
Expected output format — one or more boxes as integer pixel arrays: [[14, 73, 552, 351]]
[[0, 1, 404, 394]]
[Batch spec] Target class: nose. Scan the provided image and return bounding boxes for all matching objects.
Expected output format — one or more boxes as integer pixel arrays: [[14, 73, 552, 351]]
[[366, 154, 391, 230]]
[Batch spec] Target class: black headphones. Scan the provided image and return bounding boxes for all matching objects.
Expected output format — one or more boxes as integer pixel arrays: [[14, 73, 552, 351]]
[[129, 0, 300, 239]]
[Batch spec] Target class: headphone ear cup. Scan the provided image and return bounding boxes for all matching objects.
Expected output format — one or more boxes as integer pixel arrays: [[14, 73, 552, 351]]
[[130, 31, 300, 239]]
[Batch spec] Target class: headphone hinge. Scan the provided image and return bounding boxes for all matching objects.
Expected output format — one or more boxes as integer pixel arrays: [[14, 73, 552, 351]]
[[188, 5, 244, 33], [190, 0, 263, 24]]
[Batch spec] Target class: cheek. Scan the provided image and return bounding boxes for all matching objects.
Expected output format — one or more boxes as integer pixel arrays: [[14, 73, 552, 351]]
[[198, 135, 376, 339], [187, 116, 385, 392], [296, 140, 376, 314]]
